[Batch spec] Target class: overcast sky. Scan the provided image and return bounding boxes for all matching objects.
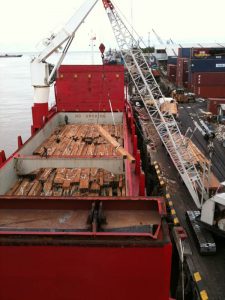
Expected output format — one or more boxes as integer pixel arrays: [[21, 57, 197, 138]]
[[0, 0, 225, 52]]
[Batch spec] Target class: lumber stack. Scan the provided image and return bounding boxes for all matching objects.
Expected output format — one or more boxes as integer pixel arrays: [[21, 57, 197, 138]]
[[160, 101, 178, 117], [95, 125, 135, 162], [139, 119, 161, 146], [34, 124, 124, 157], [186, 138, 210, 167], [133, 106, 160, 148], [6, 168, 126, 197]]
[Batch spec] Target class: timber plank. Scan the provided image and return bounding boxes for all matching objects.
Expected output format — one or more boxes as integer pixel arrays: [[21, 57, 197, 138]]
[[79, 168, 90, 192], [6, 180, 23, 196], [15, 179, 33, 196], [6, 167, 126, 197], [39, 168, 53, 183], [95, 125, 135, 162], [28, 180, 42, 196]]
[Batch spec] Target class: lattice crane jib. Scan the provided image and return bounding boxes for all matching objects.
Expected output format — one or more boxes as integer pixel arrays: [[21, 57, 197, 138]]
[[102, 0, 208, 208]]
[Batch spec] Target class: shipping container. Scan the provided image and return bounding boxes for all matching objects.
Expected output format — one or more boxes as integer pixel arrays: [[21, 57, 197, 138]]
[[192, 72, 225, 86], [207, 98, 225, 115], [178, 48, 191, 58], [193, 85, 225, 98], [190, 72, 225, 97], [190, 59, 225, 73], [179, 47, 225, 60], [167, 56, 177, 65], [167, 64, 177, 83], [192, 48, 225, 59], [177, 57, 189, 66], [183, 73, 189, 88], [176, 58, 189, 87]]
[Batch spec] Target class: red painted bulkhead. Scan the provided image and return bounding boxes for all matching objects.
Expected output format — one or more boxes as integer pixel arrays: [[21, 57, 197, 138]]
[[0, 243, 171, 300], [32, 102, 49, 131], [55, 65, 125, 112]]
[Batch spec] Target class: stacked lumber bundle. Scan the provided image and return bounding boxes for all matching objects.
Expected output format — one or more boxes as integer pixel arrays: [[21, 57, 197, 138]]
[[133, 106, 161, 148], [139, 119, 161, 147], [160, 101, 178, 117], [165, 134, 210, 167], [186, 138, 210, 167], [6, 168, 126, 197], [162, 133, 203, 166], [185, 138, 219, 190], [34, 124, 124, 157], [164, 134, 220, 191]]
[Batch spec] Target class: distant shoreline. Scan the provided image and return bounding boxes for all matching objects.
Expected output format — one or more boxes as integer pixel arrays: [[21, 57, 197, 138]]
[[0, 54, 23, 58]]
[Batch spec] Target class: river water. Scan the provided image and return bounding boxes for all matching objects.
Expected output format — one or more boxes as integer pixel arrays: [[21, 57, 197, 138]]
[[0, 52, 102, 157]]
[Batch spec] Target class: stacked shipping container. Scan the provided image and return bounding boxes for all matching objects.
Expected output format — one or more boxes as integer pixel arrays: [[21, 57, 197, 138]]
[[174, 47, 225, 98], [191, 73, 225, 98], [176, 58, 189, 88], [167, 64, 176, 83], [167, 56, 177, 65], [190, 59, 225, 73]]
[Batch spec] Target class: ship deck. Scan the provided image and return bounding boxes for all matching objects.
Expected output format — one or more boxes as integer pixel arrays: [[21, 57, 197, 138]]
[[0, 110, 155, 238], [0, 198, 161, 237]]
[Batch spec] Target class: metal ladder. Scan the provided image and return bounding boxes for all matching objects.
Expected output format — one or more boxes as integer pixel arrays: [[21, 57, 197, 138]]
[[103, 1, 208, 208]]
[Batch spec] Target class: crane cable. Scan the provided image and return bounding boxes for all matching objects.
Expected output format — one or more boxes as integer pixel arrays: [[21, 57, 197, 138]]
[[98, 45, 115, 126]]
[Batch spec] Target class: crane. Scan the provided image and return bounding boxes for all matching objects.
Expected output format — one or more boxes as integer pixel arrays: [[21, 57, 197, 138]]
[[152, 29, 175, 46], [30, 0, 99, 107], [152, 29, 164, 45], [102, 0, 225, 242], [152, 29, 177, 57], [102, 0, 208, 209]]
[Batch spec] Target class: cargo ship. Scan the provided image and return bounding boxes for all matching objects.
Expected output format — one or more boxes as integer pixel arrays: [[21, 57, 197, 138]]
[[1, 1, 225, 300], [0, 62, 174, 300]]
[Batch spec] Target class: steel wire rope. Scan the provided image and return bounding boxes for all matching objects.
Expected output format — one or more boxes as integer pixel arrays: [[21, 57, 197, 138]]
[[98, 51, 116, 126], [97, 53, 106, 125]]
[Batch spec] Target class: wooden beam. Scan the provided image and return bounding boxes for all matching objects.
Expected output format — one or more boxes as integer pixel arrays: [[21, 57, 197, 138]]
[[95, 125, 135, 163]]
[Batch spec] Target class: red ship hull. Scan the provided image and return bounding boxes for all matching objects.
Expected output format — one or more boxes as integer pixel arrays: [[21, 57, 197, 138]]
[[0, 65, 172, 300]]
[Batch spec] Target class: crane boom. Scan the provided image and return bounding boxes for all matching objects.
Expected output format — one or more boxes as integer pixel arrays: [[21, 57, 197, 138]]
[[102, 0, 208, 208], [31, 0, 99, 105], [152, 29, 164, 45], [37, 0, 99, 63]]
